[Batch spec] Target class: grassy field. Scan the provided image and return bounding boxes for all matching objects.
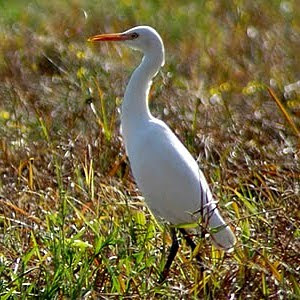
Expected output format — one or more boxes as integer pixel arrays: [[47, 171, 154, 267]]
[[0, 0, 299, 298]]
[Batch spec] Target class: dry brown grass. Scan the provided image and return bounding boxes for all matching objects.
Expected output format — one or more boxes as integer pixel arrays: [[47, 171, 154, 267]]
[[0, 0, 299, 298]]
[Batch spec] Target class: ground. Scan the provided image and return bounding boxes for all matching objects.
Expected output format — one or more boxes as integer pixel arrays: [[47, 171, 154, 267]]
[[0, 0, 299, 299]]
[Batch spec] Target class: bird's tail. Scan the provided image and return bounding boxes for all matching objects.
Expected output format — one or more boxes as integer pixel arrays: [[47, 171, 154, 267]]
[[206, 206, 236, 251]]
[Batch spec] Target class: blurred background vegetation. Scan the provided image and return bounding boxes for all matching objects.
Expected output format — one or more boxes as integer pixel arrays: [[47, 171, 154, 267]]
[[0, 0, 299, 299]]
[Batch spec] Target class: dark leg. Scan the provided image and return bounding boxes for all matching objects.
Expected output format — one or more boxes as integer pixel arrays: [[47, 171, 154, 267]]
[[159, 227, 179, 282], [179, 228, 204, 272], [179, 229, 212, 298]]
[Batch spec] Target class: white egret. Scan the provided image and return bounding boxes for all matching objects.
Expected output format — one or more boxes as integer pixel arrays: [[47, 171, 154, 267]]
[[88, 26, 236, 280]]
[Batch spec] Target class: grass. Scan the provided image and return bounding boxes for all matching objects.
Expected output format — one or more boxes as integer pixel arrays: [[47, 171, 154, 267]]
[[0, 0, 299, 298]]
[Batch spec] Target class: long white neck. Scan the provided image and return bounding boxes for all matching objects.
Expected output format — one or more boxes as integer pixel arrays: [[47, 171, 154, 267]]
[[121, 50, 164, 141]]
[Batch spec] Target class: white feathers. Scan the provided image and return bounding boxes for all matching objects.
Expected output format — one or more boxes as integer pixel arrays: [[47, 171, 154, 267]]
[[120, 26, 235, 250]]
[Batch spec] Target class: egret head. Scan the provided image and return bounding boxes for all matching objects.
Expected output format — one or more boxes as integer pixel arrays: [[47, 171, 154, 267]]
[[88, 25, 165, 66]]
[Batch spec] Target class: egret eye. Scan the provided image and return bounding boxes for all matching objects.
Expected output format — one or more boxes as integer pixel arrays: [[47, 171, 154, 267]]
[[131, 32, 139, 39]]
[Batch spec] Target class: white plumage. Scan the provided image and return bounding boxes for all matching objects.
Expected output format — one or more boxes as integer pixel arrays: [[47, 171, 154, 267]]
[[89, 26, 236, 250]]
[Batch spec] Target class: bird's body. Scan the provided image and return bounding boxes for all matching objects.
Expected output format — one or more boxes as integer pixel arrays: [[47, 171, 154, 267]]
[[125, 116, 199, 222], [89, 26, 235, 253]]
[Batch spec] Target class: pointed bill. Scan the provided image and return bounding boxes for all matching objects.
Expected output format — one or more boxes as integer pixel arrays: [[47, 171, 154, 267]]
[[88, 33, 133, 42]]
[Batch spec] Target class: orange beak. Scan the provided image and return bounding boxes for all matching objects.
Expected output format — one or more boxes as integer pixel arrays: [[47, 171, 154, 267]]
[[88, 33, 132, 42]]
